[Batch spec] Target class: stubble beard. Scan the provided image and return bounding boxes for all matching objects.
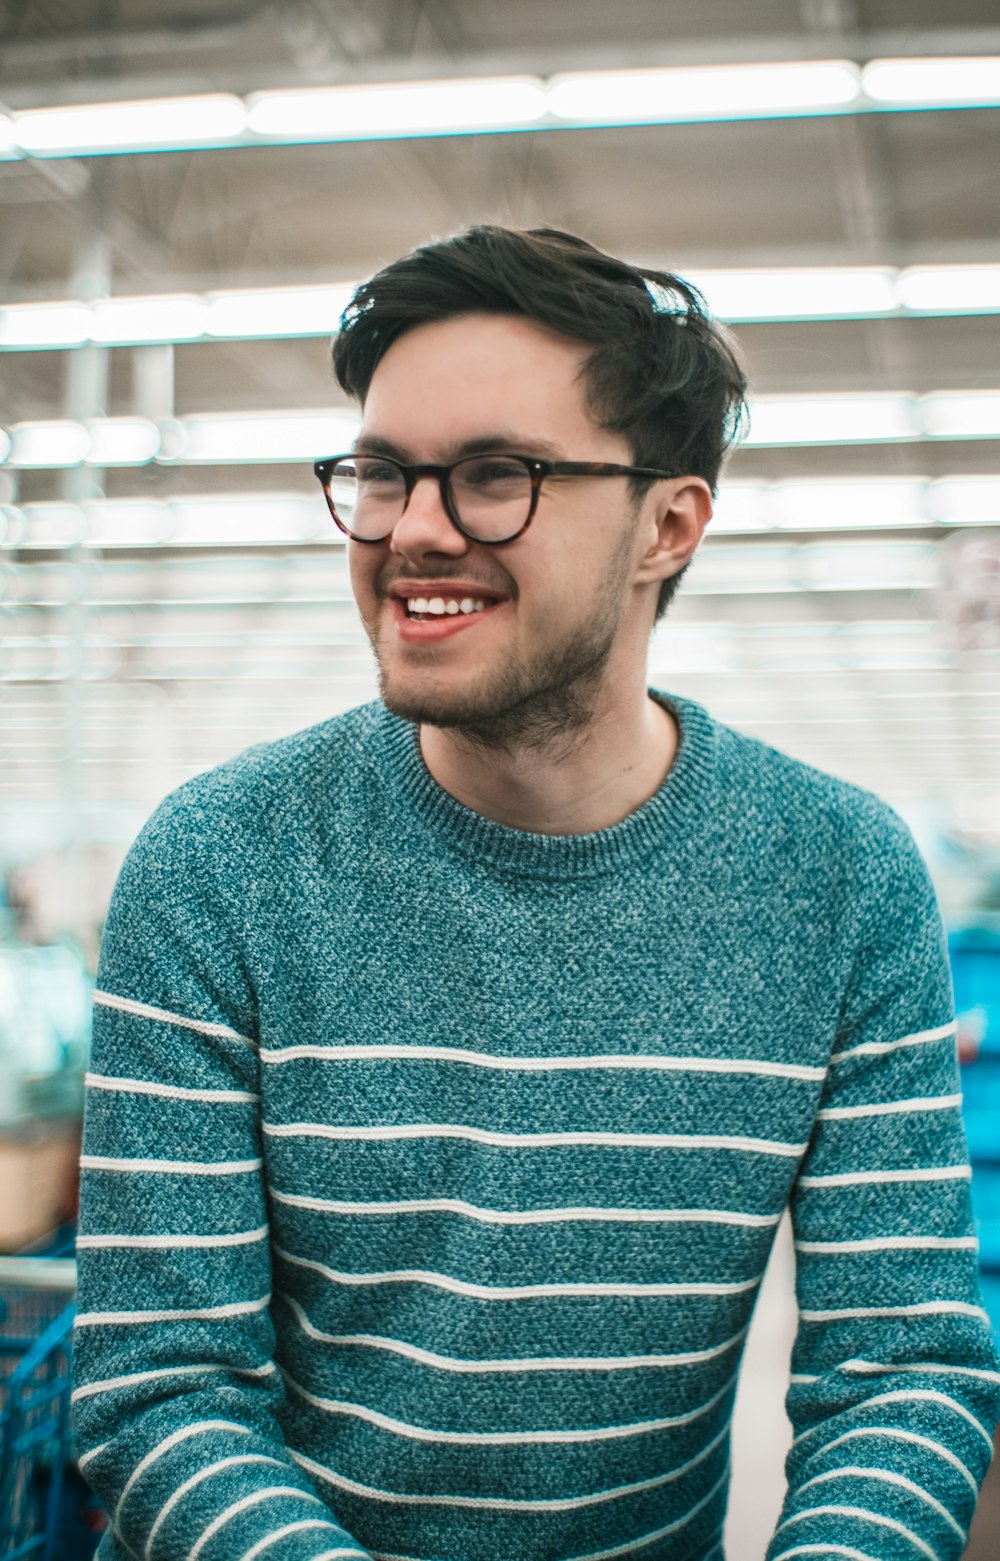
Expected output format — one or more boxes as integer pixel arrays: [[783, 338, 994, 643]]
[[371, 526, 637, 759]]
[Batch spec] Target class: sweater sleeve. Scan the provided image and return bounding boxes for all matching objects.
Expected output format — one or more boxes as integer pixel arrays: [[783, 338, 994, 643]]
[[767, 809, 1000, 1561], [72, 785, 372, 1561]]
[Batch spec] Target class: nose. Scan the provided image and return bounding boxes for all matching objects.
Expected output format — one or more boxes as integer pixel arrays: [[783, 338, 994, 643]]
[[389, 472, 468, 562]]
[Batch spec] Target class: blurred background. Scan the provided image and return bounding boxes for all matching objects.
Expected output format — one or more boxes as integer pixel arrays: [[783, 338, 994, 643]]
[[0, 0, 999, 1556]]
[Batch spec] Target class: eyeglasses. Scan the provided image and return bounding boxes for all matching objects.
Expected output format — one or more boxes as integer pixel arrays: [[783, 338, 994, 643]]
[[312, 451, 680, 545]]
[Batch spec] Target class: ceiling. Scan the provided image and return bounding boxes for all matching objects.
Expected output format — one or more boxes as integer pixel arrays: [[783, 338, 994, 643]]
[[1, 0, 1000, 903]]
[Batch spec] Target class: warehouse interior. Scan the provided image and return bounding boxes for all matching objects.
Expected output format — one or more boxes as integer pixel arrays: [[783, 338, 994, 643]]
[[0, 1, 999, 1555]]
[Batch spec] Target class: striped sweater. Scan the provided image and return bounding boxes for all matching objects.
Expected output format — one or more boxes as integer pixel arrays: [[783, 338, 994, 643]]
[[73, 689, 1000, 1561]]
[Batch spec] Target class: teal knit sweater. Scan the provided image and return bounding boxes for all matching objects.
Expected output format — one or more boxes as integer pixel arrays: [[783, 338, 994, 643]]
[[73, 690, 1000, 1561]]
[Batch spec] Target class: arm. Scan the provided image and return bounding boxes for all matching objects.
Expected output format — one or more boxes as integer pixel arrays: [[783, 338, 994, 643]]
[[73, 784, 372, 1561], [767, 811, 1000, 1561]]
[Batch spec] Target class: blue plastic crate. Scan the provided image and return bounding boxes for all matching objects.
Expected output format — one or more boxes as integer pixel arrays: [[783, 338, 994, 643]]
[[0, 1259, 79, 1561]]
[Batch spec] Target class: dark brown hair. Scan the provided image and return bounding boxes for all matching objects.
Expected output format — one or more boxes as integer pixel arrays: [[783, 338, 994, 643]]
[[333, 225, 748, 621]]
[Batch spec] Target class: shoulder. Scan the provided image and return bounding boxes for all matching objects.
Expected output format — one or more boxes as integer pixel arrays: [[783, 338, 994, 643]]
[[697, 700, 927, 891], [123, 700, 386, 879]]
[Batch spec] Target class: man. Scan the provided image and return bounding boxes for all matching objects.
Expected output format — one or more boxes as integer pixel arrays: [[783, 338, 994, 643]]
[[74, 226, 1000, 1561]]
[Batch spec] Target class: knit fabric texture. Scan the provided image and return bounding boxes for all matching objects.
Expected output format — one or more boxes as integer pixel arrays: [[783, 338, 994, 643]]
[[73, 689, 1000, 1561]]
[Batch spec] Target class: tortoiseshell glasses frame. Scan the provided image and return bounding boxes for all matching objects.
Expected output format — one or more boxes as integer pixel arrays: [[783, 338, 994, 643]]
[[313, 452, 680, 545]]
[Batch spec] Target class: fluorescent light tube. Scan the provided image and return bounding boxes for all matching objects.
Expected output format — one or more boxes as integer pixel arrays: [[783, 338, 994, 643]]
[[174, 411, 360, 463], [206, 285, 357, 339], [8, 421, 89, 467], [0, 303, 92, 349], [0, 112, 15, 154], [84, 418, 160, 466], [547, 61, 860, 125], [929, 478, 1000, 524], [0, 429, 10, 464], [85, 501, 171, 547], [898, 266, 1000, 313], [770, 480, 927, 529], [6, 504, 85, 548], [709, 486, 767, 532], [692, 267, 897, 320], [247, 77, 546, 140], [91, 295, 209, 344], [168, 496, 325, 546], [920, 393, 1000, 440], [13, 94, 247, 156], [863, 56, 1000, 107], [745, 394, 917, 445]]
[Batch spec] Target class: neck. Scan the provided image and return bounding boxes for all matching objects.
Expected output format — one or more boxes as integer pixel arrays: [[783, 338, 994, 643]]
[[418, 682, 678, 836]]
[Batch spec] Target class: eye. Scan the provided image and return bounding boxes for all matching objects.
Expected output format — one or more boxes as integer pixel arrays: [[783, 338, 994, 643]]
[[455, 456, 529, 490], [352, 458, 403, 486]]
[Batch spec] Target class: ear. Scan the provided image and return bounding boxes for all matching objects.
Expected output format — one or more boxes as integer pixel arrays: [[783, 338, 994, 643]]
[[634, 477, 713, 588]]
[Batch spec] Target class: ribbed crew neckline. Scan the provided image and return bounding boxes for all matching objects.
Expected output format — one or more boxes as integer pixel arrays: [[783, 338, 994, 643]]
[[374, 688, 717, 881]]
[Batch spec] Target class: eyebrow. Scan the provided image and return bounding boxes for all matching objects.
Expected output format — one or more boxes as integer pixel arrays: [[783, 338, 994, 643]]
[[353, 432, 565, 462]]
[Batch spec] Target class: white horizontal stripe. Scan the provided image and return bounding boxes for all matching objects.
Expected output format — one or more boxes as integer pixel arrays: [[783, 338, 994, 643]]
[[94, 988, 254, 1046], [260, 1041, 824, 1081], [831, 1019, 957, 1066], [775, 1503, 936, 1560], [797, 1164, 970, 1189], [274, 1243, 760, 1301], [76, 1294, 270, 1327], [800, 1300, 989, 1323], [81, 1153, 262, 1176], [282, 1293, 746, 1373], [285, 1367, 737, 1448], [793, 1389, 995, 1452], [772, 1547, 879, 1561], [369, 1465, 729, 1561], [238, 1523, 364, 1561], [795, 1235, 977, 1254], [77, 1225, 268, 1250], [189, 1488, 326, 1561], [815, 1427, 979, 1495], [551, 1467, 728, 1561], [291, 1421, 729, 1513], [147, 1454, 285, 1558], [76, 1442, 108, 1472], [271, 1187, 780, 1229], [71, 1361, 276, 1404], [85, 1071, 258, 1104], [816, 1092, 961, 1121], [797, 1465, 963, 1540], [263, 1121, 806, 1157], [840, 1359, 1000, 1385], [117, 1420, 250, 1518]]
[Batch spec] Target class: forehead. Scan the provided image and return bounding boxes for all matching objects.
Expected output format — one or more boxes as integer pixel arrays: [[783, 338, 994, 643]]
[[360, 312, 601, 456]]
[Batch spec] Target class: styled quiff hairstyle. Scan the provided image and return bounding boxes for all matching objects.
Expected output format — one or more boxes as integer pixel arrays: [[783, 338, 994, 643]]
[[333, 225, 748, 622]]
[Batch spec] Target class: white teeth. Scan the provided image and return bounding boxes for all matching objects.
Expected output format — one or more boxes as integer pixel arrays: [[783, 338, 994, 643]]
[[404, 594, 493, 618]]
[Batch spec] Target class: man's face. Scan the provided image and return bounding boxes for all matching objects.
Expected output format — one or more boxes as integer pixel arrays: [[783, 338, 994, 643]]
[[349, 312, 658, 746]]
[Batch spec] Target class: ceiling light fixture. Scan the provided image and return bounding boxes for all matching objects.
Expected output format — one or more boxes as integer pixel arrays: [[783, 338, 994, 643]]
[[547, 60, 861, 125], [862, 56, 1000, 108], [691, 267, 897, 320], [744, 395, 918, 446], [246, 76, 547, 141], [205, 286, 357, 339], [172, 412, 361, 464], [896, 266, 1000, 314], [12, 94, 248, 156], [91, 295, 209, 344]]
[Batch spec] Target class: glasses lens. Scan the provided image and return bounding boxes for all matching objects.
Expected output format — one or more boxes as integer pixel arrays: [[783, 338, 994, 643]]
[[328, 457, 405, 540], [450, 455, 532, 541]]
